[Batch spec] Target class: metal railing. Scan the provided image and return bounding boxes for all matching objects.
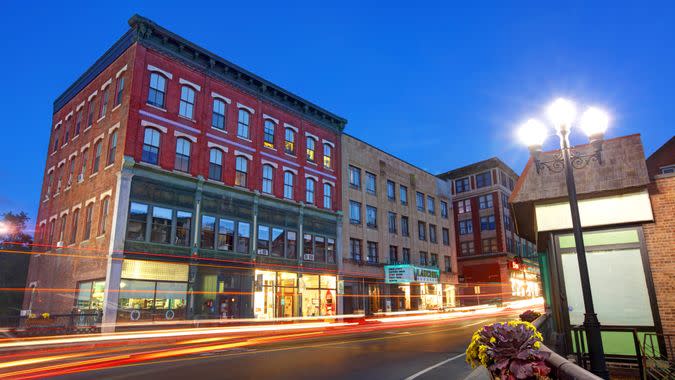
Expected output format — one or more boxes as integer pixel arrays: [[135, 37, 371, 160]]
[[642, 333, 674, 379], [5, 312, 102, 337], [571, 325, 646, 379]]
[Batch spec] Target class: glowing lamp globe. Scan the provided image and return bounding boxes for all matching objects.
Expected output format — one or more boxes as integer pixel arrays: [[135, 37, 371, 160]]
[[517, 119, 548, 150], [547, 98, 576, 132], [580, 107, 609, 142]]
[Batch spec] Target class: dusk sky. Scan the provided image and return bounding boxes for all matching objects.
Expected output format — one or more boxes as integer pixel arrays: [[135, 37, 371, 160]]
[[1, 1, 673, 226]]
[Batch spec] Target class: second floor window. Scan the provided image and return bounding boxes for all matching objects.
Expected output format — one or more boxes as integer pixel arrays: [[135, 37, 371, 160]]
[[350, 238, 362, 261], [459, 220, 473, 235], [366, 172, 376, 194], [80, 149, 88, 180], [212, 99, 226, 130], [389, 246, 398, 263], [460, 241, 475, 256], [142, 128, 160, 165], [263, 120, 275, 149], [235, 156, 248, 186], [429, 224, 437, 243], [306, 178, 315, 204], [306, 137, 316, 162], [262, 165, 273, 194], [179, 86, 195, 119], [148, 73, 166, 108], [209, 148, 223, 181], [284, 171, 294, 199], [237, 109, 250, 139], [323, 183, 332, 209], [284, 128, 295, 155], [349, 201, 361, 224], [175, 138, 191, 172], [482, 238, 498, 253], [323, 143, 332, 169], [349, 166, 361, 188], [107, 131, 118, 166], [367, 241, 378, 264], [420, 251, 428, 266], [99, 197, 110, 235], [84, 204, 93, 240], [402, 248, 410, 263]]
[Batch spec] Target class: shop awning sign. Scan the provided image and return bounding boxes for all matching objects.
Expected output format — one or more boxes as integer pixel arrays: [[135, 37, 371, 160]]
[[385, 264, 440, 284]]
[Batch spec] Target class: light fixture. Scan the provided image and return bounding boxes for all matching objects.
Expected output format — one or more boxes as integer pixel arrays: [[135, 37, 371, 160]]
[[580, 107, 609, 143], [547, 98, 576, 132], [517, 119, 548, 150]]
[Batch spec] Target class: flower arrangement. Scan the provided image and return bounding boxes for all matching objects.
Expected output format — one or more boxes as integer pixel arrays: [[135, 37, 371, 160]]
[[519, 310, 541, 323], [41, 312, 51, 319], [466, 320, 551, 379]]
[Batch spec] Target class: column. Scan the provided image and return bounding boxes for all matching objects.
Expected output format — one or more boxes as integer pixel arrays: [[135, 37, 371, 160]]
[[187, 176, 203, 320], [101, 158, 134, 333], [335, 211, 344, 315]]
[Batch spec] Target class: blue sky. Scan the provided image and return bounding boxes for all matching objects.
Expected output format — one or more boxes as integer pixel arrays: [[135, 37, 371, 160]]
[[1, 1, 673, 225]]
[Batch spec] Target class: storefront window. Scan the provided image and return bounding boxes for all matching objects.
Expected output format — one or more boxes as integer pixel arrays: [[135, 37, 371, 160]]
[[300, 274, 337, 317], [326, 238, 336, 264], [151, 206, 172, 244], [201, 215, 216, 249], [254, 270, 299, 319], [127, 202, 148, 241], [257, 225, 270, 255], [217, 218, 235, 251], [118, 279, 187, 321], [175, 211, 191, 246], [76, 280, 105, 310], [237, 222, 250, 254], [271, 228, 284, 257], [287, 231, 297, 259], [315, 236, 326, 262]]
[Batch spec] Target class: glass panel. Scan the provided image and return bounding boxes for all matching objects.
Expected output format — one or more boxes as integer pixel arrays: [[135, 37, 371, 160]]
[[237, 222, 250, 254], [320, 275, 337, 289], [90, 281, 105, 309], [286, 231, 297, 259], [119, 280, 156, 310], [201, 215, 216, 249], [175, 211, 191, 246], [150, 206, 172, 244], [217, 219, 235, 251], [302, 274, 320, 289], [76, 282, 92, 309], [154, 282, 187, 311], [121, 260, 189, 282], [127, 202, 148, 241], [559, 229, 640, 249], [257, 225, 270, 255], [271, 228, 284, 257]]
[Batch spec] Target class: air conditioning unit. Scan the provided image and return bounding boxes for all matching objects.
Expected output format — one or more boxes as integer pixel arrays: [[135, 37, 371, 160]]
[[56, 241, 65, 248], [257, 249, 269, 256], [303, 254, 315, 261], [77, 174, 84, 183]]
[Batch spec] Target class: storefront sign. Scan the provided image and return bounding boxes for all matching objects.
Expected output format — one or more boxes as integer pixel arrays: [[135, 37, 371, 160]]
[[385, 264, 440, 284]]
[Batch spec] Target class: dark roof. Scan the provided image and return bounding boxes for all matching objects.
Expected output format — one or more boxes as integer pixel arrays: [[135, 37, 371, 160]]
[[53, 14, 347, 132], [647, 136, 675, 161], [437, 157, 519, 180]]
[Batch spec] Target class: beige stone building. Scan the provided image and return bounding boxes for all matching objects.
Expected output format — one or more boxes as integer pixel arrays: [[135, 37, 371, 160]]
[[339, 134, 457, 314]]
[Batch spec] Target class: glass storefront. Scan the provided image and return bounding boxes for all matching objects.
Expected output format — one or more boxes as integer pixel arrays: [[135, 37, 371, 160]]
[[254, 270, 299, 319], [300, 274, 337, 317], [76, 280, 105, 311]]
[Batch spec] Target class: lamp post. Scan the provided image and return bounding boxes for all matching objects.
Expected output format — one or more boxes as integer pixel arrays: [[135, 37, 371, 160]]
[[517, 98, 610, 379]]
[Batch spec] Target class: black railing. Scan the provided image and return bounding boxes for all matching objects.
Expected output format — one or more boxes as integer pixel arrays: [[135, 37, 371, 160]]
[[571, 325, 645, 379], [642, 333, 674, 379], [4, 312, 102, 337]]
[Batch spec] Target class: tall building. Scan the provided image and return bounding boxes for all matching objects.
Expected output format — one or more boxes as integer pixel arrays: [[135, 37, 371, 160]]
[[25, 15, 347, 327], [437, 158, 539, 306], [341, 135, 457, 315]]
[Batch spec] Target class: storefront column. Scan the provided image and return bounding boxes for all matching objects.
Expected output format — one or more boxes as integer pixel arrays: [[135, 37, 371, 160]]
[[187, 177, 203, 320], [251, 193, 259, 258], [101, 158, 134, 332], [297, 204, 305, 266], [336, 212, 344, 315]]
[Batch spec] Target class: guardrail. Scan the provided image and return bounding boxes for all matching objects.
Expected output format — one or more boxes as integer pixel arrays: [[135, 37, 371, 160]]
[[4, 312, 102, 337]]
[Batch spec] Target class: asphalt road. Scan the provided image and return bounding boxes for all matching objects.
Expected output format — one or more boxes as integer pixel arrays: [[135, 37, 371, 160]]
[[54, 312, 521, 380]]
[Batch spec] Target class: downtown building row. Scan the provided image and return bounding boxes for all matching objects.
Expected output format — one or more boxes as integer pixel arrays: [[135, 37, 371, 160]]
[[24, 15, 460, 326]]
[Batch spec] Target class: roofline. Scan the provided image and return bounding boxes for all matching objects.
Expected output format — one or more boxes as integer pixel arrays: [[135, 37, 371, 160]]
[[437, 156, 519, 179], [647, 135, 675, 161]]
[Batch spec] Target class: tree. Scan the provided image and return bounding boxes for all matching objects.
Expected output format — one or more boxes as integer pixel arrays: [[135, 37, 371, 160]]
[[0, 211, 33, 317]]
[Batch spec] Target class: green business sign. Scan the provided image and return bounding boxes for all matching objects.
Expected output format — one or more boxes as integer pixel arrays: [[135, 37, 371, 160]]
[[384, 264, 440, 284]]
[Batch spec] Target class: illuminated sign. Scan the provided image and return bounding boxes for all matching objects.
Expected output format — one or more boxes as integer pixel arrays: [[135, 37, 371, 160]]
[[384, 264, 440, 284]]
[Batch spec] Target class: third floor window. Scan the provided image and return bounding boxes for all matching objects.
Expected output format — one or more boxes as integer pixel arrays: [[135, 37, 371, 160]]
[[179, 86, 195, 119], [476, 171, 492, 188], [455, 177, 470, 193], [212, 99, 226, 130], [147, 73, 166, 108], [366, 172, 376, 194], [237, 109, 251, 139], [264, 120, 275, 149]]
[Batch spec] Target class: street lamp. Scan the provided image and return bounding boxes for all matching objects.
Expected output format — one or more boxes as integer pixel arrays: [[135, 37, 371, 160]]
[[517, 98, 610, 379]]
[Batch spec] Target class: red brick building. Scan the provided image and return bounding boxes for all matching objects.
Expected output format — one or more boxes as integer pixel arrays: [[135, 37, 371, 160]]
[[437, 158, 539, 306], [25, 15, 346, 328]]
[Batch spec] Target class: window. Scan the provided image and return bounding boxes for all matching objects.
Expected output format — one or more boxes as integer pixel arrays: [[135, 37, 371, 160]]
[[660, 165, 675, 174], [349, 201, 362, 224], [504, 215, 512, 232], [366, 241, 378, 264], [416, 192, 425, 211], [87, 98, 96, 127], [235, 156, 248, 186], [303, 234, 313, 259], [480, 215, 496, 231], [142, 128, 161, 165], [48, 219, 55, 244], [70, 209, 79, 243], [460, 241, 475, 256], [459, 220, 473, 235], [427, 196, 435, 214], [45, 171, 53, 198], [58, 215, 67, 243], [237, 109, 250, 139], [201, 215, 216, 249], [349, 166, 361, 189], [418, 221, 426, 241], [441, 201, 448, 218], [365, 172, 376, 194], [402, 248, 410, 264], [429, 224, 437, 243], [175, 138, 191, 172], [455, 177, 470, 193], [107, 130, 118, 166], [217, 218, 234, 251], [501, 193, 509, 210], [482, 238, 498, 253], [444, 256, 451, 272], [92, 140, 102, 173], [75, 109, 82, 136], [389, 246, 398, 263], [306, 178, 316, 204], [271, 228, 284, 257], [284, 128, 295, 155], [175, 211, 191, 246], [287, 231, 297, 259], [263, 120, 275, 149], [306, 137, 316, 162], [479, 194, 493, 209], [430, 253, 438, 267], [84, 204, 93, 240], [401, 216, 409, 237], [442, 228, 450, 245], [148, 73, 166, 108], [99, 197, 109, 235], [114, 76, 125, 106], [315, 236, 326, 262], [400, 185, 408, 205], [150, 206, 172, 244], [350, 238, 362, 261], [64, 120, 70, 143], [209, 148, 223, 181], [236, 222, 251, 254], [457, 199, 471, 214], [323, 143, 332, 169], [388, 212, 397, 234], [420, 251, 428, 266], [56, 165, 63, 193], [99, 86, 110, 118], [52, 128, 59, 153], [366, 205, 377, 228], [323, 183, 332, 209], [476, 171, 492, 188], [257, 225, 270, 255], [67, 158, 75, 187], [261, 165, 273, 194], [211, 99, 227, 130], [80, 149, 89, 181], [178, 86, 195, 119], [327, 238, 336, 264], [387, 180, 395, 201], [284, 171, 294, 199]]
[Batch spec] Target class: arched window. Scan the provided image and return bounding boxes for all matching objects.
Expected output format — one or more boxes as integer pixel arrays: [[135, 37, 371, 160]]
[[142, 128, 161, 165], [237, 109, 250, 139], [99, 197, 110, 236], [306, 178, 315, 204], [92, 140, 103, 173], [284, 171, 294, 199], [306, 137, 316, 162], [209, 148, 223, 181], [235, 156, 248, 186], [70, 208, 80, 244], [175, 137, 191, 172], [263, 120, 275, 149], [114, 76, 125, 106], [59, 214, 67, 243], [284, 128, 295, 155], [262, 164, 274, 194], [107, 130, 118, 166], [52, 128, 60, 153], [323, 143, 332, 169], [87, 97, 96, 127], [83, 204, 93, 240], [80, 148, 89, 180], [67, 158, 75, 187], [179, 86, 195, 119], [323, 183, 332, 209], [100, 85, 110, 118], [212, 99, 226, 130], [148, 73, 167, 108]]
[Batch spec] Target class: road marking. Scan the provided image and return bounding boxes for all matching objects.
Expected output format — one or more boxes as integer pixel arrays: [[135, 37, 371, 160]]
[[403, 353, 467, 380]]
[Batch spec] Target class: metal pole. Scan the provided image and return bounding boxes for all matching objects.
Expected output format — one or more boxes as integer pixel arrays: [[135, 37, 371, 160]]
[[559, 130, 609, 379]]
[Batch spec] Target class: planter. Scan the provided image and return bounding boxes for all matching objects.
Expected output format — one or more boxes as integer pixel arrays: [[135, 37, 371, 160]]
[[465, 366, 493, 380], [26, 318, 57, 327]]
